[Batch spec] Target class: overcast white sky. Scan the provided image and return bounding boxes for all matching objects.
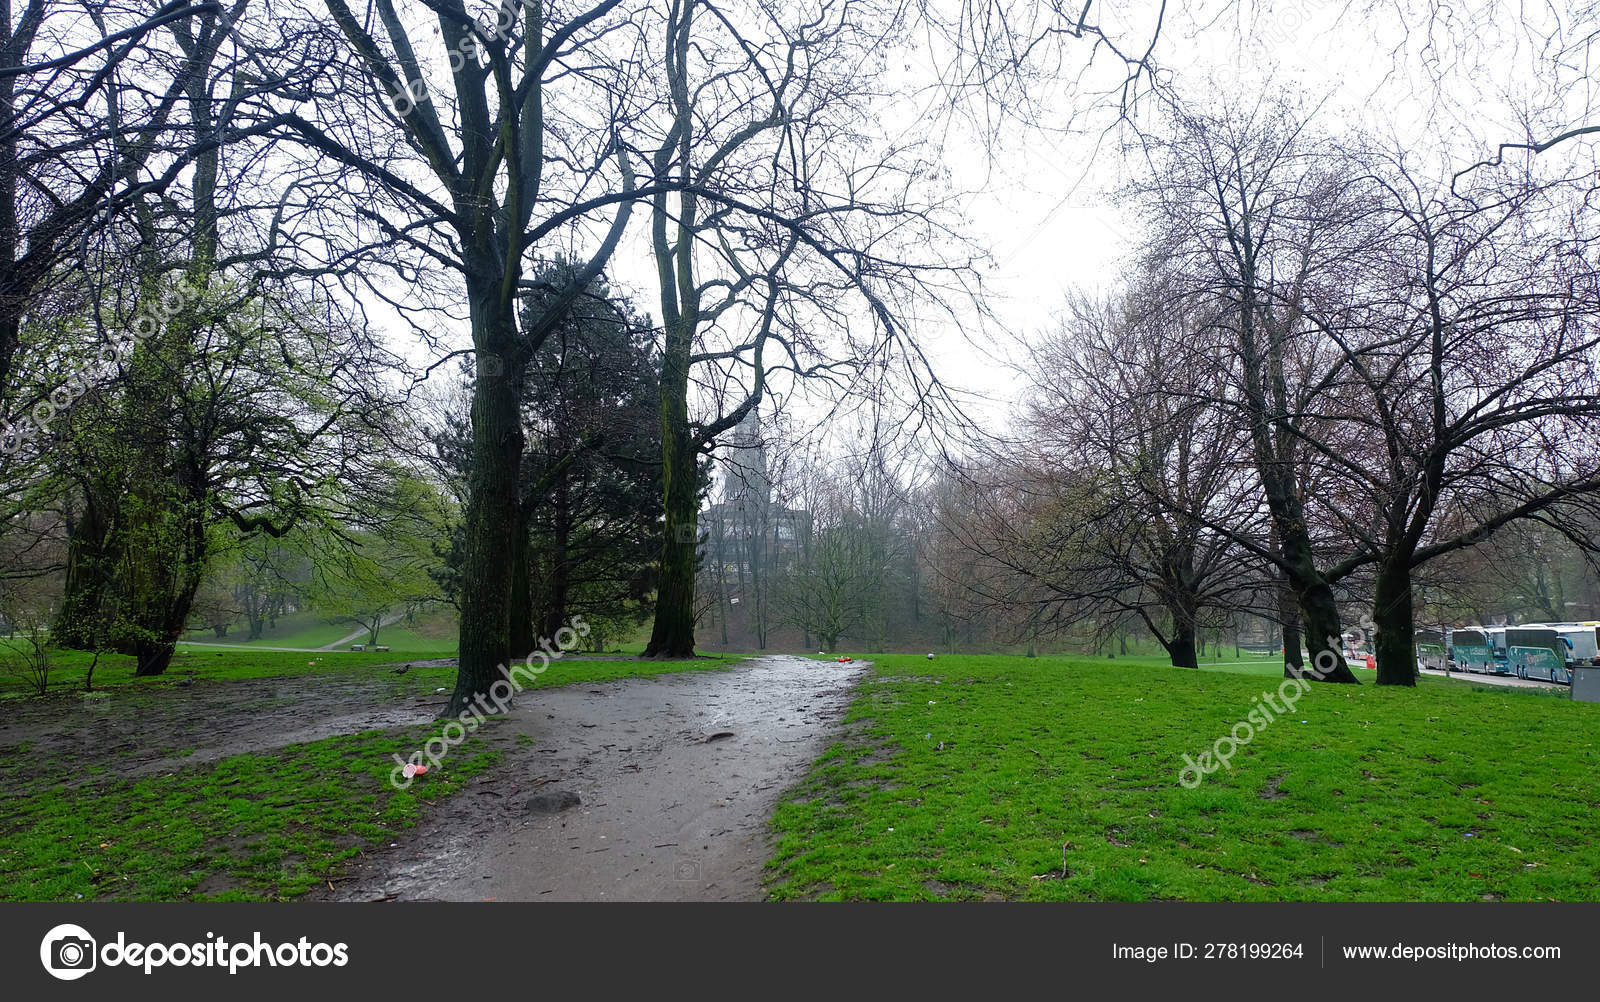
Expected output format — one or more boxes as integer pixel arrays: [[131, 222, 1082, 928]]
[[400, 1, 1597, 461]]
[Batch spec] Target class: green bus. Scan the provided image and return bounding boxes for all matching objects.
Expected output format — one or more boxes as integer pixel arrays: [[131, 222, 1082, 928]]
[[1505, 627, 1573, 684], [1415, 629, 1449, 671], [1449, 628, 1505, 675]]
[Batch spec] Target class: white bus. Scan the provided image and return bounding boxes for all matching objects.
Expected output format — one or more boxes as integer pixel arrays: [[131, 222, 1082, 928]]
[[1524, 622, 1600, 667]]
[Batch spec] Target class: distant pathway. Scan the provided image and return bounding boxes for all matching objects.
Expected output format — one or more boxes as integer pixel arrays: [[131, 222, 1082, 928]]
[[316, 612, 408, 651], [320, 655, 867, 902], [179, 612, 409, 654]]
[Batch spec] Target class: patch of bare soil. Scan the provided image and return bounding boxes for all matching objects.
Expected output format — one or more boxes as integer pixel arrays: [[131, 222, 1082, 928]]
[[0, 674, 440, 788]]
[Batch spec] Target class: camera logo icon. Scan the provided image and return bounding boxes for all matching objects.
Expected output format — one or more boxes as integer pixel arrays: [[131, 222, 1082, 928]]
[[673, 858, 701, 882], [40, 923, 97, 980]]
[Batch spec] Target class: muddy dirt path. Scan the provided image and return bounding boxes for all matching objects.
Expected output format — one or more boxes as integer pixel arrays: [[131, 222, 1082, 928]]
[[0, 674, 441, 785], [320, 655, 866, 902]]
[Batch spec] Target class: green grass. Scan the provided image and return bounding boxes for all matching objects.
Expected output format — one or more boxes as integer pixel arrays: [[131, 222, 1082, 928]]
[[1, 639, 745, 699], [0, 725, 504, 901], [180, 613, 355, 649], [0, 645, 747, 900], [0, 644, 433, 698], [361, 629, 458, 654], [766, 653, 1600, 902]]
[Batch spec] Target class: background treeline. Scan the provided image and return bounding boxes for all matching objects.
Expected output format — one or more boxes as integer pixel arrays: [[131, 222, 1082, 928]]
[[0, 3, 1594, 697]]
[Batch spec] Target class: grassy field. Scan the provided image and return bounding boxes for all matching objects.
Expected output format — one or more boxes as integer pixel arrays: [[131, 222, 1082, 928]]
[[360, 629, 458, 653], [178, 612, 463, 652], [0, 642, 412, 697], [0, 646, 746, 900], [2, 724, 507, 901], [766, 652, 1600, 901], [0, 636, 748, 699], [179, 613, 354, 649]]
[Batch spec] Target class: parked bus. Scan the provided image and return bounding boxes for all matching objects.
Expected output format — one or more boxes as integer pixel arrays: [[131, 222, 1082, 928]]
[[1525, 622, 1600, 667], [1484, 627, 1510, 673], [1459, 627, 1504, 675], [1415, 629, 1449, 671], [1505, 627, 1573, 684]]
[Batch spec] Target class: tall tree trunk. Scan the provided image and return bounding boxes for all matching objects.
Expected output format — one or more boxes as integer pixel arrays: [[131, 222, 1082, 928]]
[[1274, 517, 1358, 683], [117, 19, 229, 679], [1162, 548, 1200, 668], [645, 345, 699, 658], [1166, 580, 1200, 669], [0, 3, 30, 401], [1279, 567, 1303, 678], [1372, 557, 1418, 686], [645, 4, 706, 660], [1296, 575, 1356, 683], [1235, 271, 1358, 684], [448, 307, 525, 714], [131, 461, 209, 677], [54, 500, 110, 649], [1167, 620, 1198, 669], [508, 506, 534, 660], [539, 475, 572, 643]]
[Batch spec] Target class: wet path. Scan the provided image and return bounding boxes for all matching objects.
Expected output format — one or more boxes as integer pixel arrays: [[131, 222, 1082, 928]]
[[0, 674, 439, 785], [321, 655, 867, 901]]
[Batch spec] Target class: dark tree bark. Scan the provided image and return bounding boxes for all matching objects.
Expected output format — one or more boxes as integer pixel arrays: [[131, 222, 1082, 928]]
[[448, 310, 524, 711], [645, 390, 699, 657], [1280, 530, 1359, 683], [1279, 566, 1304, 678], [1156, 547, 1200, 668], [1166, 616, 1198, 669], [1238, 277, 1358, 684], [508, 506, 534, 660], [1371, 557, 1417, 686], [54, 500, 111, 649]]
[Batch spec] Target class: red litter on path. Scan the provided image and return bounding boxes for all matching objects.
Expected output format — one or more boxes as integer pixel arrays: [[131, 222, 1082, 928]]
[[402, 763, 429, 779], [837, 656, 852, 663]]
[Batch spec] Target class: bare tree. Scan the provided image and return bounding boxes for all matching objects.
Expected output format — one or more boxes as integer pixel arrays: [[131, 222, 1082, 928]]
[[0, 1, 234, 409], [253, 0, 650, 712], [1006, 279, 1269, 669], [1292, 143, 1600, 684], [1132, 98, 1368, 682], [1132, 98, 1600, 685], [641, 0, 972, 657]]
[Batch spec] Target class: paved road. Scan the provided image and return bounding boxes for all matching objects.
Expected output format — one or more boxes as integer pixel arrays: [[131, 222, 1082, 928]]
[[1420, 666, 1566, 691]]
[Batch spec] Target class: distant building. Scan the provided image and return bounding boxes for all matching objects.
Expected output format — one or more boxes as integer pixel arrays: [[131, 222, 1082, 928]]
[[701, 411, 808, 575]]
